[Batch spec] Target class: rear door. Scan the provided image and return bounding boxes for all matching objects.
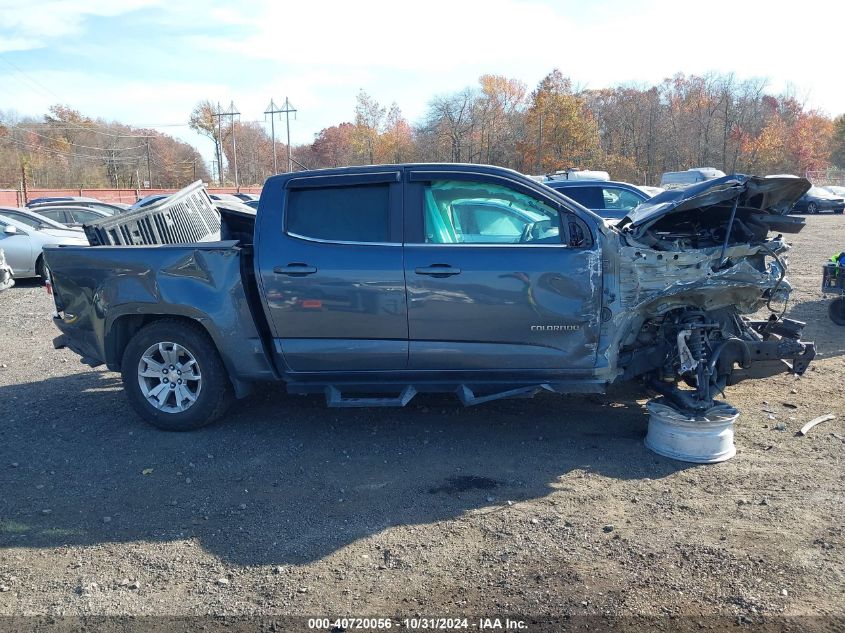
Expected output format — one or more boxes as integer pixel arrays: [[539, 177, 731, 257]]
[[403, 169, 602, 371], [256, 170, 408, 372]]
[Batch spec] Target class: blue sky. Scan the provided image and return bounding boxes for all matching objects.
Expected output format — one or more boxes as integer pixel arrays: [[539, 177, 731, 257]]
[[1, 0, 843, 164]]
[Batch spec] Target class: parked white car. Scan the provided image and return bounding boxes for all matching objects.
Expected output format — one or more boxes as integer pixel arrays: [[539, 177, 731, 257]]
[[0, 214, 88, 279]]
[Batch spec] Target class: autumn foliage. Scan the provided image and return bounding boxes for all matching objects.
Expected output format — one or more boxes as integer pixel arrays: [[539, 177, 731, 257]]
[[298, 70, 840, 183], [1, 70, 842, 189], [0, 105, 209, 189]]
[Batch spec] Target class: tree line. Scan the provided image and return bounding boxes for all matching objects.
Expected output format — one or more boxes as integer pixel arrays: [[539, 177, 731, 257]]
[[292, 70, 840, 185], [0, 105, 210, 190], [2, 69, 842, 191]]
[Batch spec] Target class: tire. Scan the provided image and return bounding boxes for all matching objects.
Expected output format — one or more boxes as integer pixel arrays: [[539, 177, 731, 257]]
[[35, 255, 45, 280], [829, 297, 845, 326], [807, 202, 818, 214], [121, 319, 233, 430]]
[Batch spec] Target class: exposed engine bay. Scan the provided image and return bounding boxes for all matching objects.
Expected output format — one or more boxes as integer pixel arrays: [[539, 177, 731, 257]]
[[611, 175, 816, 411]]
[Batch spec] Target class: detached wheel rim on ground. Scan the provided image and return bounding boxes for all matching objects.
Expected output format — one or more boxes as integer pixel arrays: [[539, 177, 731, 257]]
[[137, 341, 203, 413]]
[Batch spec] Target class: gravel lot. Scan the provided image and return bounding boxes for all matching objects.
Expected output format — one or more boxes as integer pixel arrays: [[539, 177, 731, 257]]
[[0, 217, 843, 628]]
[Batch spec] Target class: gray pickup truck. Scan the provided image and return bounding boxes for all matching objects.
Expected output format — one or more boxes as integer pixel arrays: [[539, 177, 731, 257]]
[[44, 165, 815, 430]]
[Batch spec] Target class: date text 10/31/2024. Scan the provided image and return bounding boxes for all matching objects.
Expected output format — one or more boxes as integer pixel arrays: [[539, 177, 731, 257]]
[[307, 618, 528, 630]]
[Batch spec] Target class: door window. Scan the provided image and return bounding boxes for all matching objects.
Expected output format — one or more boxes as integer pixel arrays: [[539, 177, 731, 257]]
[[423, 180, 560, 244], [287, 184, 390, 243], [3, 212, 41, 229], [69, 209, 104, 223], [559, 186, 603, 210], [35, 208, 67, 223], [602, 187, 644, 211]]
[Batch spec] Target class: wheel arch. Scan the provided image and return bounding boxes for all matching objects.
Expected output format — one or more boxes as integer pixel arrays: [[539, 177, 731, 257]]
[[105, 313, 252, 398]]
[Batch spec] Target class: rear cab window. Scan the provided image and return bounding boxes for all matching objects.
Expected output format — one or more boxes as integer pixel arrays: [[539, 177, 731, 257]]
[[286, 184, 391, 243]]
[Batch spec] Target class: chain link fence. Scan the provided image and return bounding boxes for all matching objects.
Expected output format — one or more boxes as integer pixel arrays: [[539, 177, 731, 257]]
[[805, 169, 845, 186]]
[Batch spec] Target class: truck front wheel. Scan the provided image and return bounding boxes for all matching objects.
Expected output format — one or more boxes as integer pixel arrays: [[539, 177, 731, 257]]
[[121, 320, 233, 430]]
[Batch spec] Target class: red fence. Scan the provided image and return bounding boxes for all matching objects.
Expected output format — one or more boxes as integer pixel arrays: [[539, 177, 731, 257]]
[[0, 187, 262, 207]]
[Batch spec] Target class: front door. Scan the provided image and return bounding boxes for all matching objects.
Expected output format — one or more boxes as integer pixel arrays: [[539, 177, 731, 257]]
[[403, 170, 601, 371], [257, 171, 408, 372]]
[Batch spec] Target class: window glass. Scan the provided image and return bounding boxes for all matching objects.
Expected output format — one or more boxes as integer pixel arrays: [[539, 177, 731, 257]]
[[287, 184, 390, 243], [4, 212, 40, 229], [558, 186, 603, 210], [423, 181, 560, 244], [37, 208, 65, 222], [69, 209, 104, 223], [85, 203, 115, 215], [602, 187, 643, 210]]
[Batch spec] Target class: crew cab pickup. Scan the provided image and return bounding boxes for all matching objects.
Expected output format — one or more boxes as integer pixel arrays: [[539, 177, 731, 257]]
[[44, 165, 816, 430]]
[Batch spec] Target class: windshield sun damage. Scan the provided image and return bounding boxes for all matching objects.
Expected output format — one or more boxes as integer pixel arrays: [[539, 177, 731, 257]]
[[424, 180, 560, 244]]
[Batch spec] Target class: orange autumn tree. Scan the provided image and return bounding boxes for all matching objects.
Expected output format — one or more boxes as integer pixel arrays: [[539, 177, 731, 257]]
[[520, 70, 601, 174]]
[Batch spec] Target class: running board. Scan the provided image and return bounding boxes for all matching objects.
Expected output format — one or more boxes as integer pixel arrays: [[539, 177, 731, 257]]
[[455, 384, 553, 406], [325, 385, 417, 408]]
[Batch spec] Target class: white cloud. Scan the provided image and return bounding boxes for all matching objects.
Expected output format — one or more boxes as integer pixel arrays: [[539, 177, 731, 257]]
[[2, 0, 844, 168], [0, 0, 163, 51]]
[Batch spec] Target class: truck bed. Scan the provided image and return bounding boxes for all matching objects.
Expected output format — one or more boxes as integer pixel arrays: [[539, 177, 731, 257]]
[[44, 240, 276, 393]]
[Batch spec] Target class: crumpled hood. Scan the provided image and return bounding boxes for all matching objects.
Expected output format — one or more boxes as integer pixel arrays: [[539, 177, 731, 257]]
[[618, 175, 811, 232]]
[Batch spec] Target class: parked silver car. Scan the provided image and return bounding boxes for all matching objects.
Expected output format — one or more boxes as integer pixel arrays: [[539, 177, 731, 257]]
[[0, 207, 84, 233], [25, 205, 111, 229], [0, 214, 88, 279]]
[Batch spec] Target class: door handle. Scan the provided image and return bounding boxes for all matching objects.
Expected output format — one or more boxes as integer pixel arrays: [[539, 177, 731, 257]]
[[414, 264, 461, 278], [273, 263, 317, 276]]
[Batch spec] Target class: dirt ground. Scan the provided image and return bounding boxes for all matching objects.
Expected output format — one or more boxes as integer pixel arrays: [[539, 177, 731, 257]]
[[0, 217, 843, 629]]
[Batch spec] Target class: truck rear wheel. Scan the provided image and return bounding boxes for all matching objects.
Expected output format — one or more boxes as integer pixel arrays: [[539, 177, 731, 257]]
[[121, 320, 233, 430]]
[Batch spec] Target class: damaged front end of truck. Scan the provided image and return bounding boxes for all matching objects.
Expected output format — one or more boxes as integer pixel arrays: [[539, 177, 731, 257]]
[[607, 175, 815, 412]]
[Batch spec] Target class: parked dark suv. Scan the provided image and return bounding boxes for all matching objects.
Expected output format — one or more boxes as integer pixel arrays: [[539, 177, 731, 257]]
[[543, 180, 650, 221]]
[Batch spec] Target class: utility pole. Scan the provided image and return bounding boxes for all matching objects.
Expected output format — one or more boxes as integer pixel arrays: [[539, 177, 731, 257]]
[[280, 97, 297, 172], [145, 137, 152, 188], [264, 98, 283, 174], [20, 160, 28, 205], [211, 102, 226, 186], [226, 101, 241, 189]]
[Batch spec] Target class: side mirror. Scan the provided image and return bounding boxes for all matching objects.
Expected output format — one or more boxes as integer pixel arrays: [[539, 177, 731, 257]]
[[3, 225, 17, 235]]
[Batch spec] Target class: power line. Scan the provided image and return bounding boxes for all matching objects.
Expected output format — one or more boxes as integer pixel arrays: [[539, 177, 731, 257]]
[[0, 137, 144, 162], [6, 125, 148, 151]]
